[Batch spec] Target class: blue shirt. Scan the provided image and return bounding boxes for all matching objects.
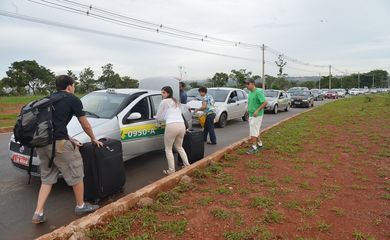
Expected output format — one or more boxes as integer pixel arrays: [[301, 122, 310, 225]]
[[180, 90, 187, 104]]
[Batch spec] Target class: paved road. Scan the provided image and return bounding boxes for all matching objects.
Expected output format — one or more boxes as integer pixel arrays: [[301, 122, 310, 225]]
[[0, 100, 330, 240]]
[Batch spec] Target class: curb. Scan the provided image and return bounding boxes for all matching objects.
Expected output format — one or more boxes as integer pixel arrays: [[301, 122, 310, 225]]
[[0, 127, 13, 134], [36, 108, 315, 240]]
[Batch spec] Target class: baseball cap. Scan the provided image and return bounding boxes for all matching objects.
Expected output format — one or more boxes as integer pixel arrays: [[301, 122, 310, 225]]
[[244, 79, 255, 84]]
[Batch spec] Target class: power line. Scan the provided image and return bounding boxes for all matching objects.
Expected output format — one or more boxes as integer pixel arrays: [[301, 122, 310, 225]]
[[0, 10, 260, 62], [29, 0, 353, 73]]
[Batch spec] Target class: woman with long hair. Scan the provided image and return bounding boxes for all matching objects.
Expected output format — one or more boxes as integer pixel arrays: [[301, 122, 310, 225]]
[[156, 86, 190, 175]]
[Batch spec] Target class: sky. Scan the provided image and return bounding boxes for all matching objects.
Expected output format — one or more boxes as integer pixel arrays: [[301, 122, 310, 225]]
[[0, 0, 390, 81]]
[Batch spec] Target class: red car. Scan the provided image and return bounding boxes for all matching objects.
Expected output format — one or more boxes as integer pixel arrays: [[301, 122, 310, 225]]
[[326, 90, 338, 99]]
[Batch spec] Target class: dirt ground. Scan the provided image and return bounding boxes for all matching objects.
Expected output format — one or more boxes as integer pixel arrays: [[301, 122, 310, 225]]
[[87, 95, 390, 240]]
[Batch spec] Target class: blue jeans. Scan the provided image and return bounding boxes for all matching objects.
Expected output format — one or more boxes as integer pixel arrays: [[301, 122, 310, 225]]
[[203, 113, 216, 144]]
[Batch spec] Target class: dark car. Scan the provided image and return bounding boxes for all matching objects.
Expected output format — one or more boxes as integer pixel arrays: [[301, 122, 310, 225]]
[[290, 90, 314, 108], [310, 89, 325, 101]]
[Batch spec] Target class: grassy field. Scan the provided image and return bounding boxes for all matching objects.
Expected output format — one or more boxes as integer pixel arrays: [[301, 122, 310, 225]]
[[86, 93, 390, 240], [0, 94, 84, 128]]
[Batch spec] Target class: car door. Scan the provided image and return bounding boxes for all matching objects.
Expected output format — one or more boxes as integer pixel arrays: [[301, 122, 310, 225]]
[[278, 92, 287, 109], [226, 90, 240, 119], [118, 95, 164, 160], [237, 90, 248, 117]]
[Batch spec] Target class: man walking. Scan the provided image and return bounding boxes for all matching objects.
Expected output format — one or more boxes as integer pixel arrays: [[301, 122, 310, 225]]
[[245, 79, 267, 154], [32, 75, 103, 224]]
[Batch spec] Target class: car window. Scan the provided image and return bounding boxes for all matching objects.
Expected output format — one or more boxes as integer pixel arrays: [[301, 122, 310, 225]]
[[237, 90, 246, 100], [265, 90, 278, 98], [150, 95, 162, 117], [81, 92, 127, 119], [229, 91, 238, 102], [129, 97, 150, 121], [207, 89, 229, 102]]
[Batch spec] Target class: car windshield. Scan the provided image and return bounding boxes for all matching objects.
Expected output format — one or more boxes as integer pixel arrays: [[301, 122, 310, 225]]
[[265, 91, 279, 98], [207, 89, 230, 102], [186, 88, 199, 97], [81, 92, 128, 119], [291, 91, 310, 96]]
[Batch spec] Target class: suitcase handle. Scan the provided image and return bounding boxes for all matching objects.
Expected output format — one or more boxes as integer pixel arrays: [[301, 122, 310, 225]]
[[98, 138, 116, 152]]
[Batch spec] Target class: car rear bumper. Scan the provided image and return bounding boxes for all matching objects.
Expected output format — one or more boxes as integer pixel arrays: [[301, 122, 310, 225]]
[[291, 100, 310, 107]]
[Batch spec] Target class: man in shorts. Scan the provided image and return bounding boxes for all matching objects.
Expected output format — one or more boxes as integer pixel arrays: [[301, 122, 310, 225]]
[[32, 75, 103, 224], [245, 79, 267, 154]]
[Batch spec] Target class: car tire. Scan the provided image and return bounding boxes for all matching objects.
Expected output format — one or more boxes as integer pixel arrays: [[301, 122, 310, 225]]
[[285, 103, 290, 112], [273, 104, 278, 114], [217, 112, 227, 128], [242, 111, 249, 121]]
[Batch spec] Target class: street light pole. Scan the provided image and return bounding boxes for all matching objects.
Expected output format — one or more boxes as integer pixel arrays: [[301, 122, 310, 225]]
[[328, 65, 332, 89], [262, 44, 265, 89]]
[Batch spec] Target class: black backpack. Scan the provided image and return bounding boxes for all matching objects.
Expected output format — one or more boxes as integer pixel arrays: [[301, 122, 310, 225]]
[[14, 93, 66, 183]]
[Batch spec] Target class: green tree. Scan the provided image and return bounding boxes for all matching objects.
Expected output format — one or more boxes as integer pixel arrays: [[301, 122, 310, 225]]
[[299, 80, 317, 89], [121, 76, 139, 88], [189, 81, 200, 89], [78, 67, 96, 93], [66, 70, 78, 81], [229, 69, 252, 88], [98, 63, 122, 89], [210, 72, 229, 87], [3, 60, 55, 95]]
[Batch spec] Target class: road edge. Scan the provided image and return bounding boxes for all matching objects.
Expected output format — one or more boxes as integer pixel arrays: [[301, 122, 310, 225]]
[[36, 108, 317, 240]]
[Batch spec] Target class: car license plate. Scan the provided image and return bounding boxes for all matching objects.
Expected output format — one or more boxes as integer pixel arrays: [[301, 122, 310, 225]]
[[11, 153, 29, 166], [295, 101, 301, 104]]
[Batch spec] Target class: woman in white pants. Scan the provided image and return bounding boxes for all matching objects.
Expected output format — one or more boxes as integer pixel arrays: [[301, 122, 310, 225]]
[[156, 86, 190, 175]]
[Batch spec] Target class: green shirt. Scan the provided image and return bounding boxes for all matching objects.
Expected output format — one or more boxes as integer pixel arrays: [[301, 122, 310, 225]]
[[248, 88, 266, 117]]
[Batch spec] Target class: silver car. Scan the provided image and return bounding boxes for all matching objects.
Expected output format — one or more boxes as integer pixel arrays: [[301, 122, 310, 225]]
[[264, 90, 291, 114], [9, 88, 193, 176], [186, 87, 249, 128]]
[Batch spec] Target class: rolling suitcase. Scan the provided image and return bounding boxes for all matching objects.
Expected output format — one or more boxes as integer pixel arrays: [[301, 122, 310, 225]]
[[177, 129, 204, 166], [80, 138, 125, 203]]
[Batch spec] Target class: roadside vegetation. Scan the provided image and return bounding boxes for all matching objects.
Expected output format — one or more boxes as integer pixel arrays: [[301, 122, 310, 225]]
[[86, 94, 390, 239]]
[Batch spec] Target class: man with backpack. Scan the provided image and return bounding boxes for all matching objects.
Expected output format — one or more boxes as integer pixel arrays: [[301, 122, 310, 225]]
[[32, 75, 103, 224]]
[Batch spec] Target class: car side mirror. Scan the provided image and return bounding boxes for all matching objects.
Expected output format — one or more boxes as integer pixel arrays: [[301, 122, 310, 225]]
[[127, 112, 142, 120]]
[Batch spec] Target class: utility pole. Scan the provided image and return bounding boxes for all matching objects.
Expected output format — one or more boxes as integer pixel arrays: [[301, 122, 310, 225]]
[[328, 65, 332, 89], [262, 44, 265, 89], [372, 75, 375, 88], [178, 65, 184, 81], [358, 72, 360, 88]]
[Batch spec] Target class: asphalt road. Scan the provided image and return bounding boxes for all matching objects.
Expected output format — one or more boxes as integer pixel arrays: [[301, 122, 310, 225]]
[[0, 100, 330, 240]]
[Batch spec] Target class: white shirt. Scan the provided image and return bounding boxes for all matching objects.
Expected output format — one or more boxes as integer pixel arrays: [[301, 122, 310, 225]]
[[156, 98, 184, 124]]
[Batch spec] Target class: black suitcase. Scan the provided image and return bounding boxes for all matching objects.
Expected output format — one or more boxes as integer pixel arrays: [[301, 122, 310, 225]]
[[178, 129, 204, 166], [80, 138, 125, 203]]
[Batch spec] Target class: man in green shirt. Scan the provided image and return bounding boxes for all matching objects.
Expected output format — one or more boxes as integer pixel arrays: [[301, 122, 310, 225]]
[[245, 79, 267, 154]]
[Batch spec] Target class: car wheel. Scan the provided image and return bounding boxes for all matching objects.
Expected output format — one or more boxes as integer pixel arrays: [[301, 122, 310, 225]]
[[217, 112, 227, 128], [242, 111, 249, 121], [285, 103, 290, 112], [273, 104, 278, 114]]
